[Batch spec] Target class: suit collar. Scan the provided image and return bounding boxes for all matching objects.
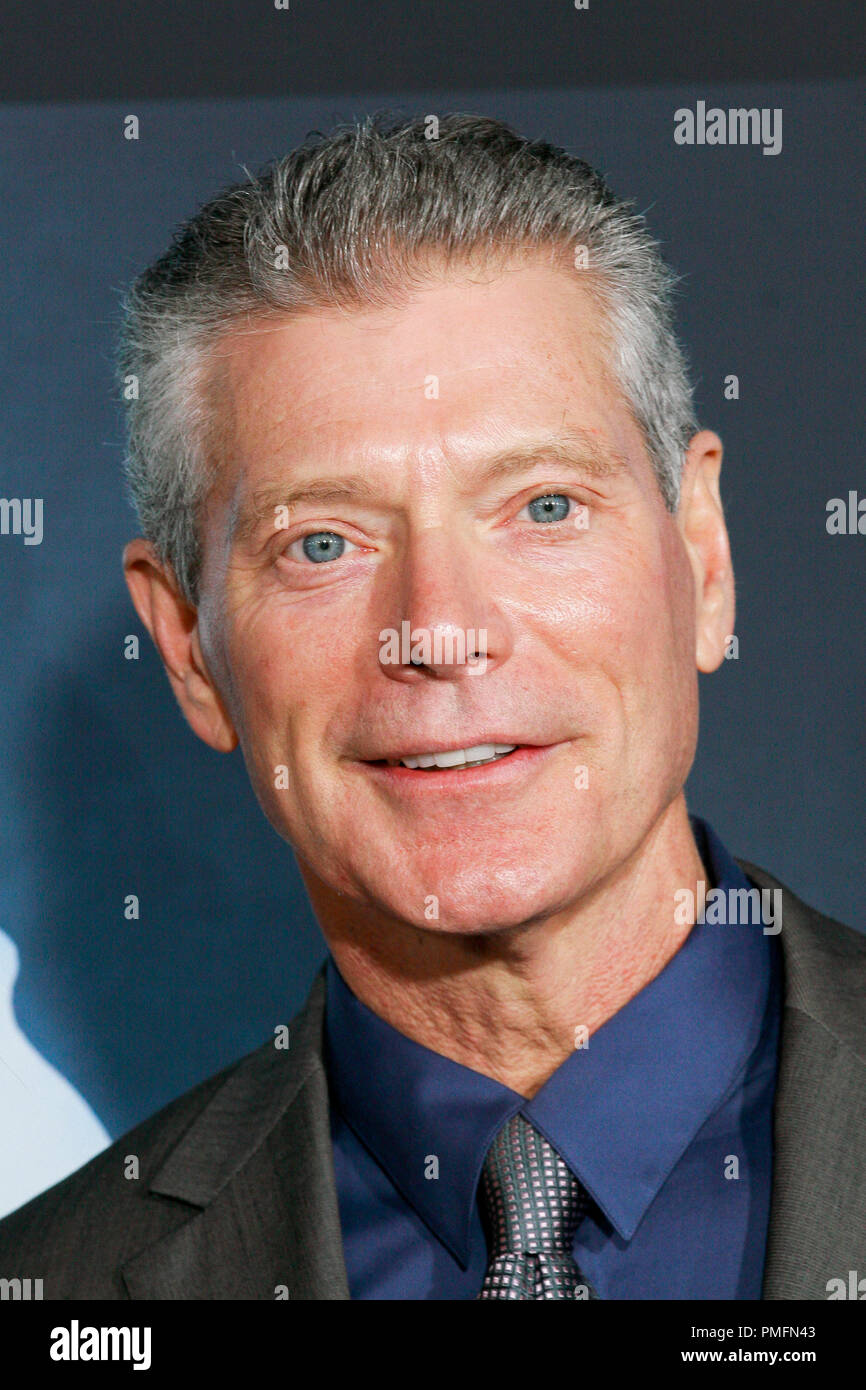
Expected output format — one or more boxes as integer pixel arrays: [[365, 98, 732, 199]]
[[120, 966, 350, 1300], [146, 967, 325, 1209], [737, 858, 865, 1068], [738, 859, 866, 1299]]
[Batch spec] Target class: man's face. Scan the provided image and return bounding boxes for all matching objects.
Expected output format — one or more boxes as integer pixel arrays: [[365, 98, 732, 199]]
[[195, 257, 709, 932]]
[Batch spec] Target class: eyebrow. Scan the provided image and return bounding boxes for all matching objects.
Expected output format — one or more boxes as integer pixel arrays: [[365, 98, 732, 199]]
[[229, 426, 627, 546], [473, 426, 627, 488], [230, 476, 380, 546]]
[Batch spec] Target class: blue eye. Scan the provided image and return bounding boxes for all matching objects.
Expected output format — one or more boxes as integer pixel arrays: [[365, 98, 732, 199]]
[[293, 531, 352, 563], [526, 494, 571, 523]]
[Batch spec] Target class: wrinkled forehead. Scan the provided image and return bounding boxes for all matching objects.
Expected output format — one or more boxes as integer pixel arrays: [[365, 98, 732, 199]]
[[203, 256, 655, 528]]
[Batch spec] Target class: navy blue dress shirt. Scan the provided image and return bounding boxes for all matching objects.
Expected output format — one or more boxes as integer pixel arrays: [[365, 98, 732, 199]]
[[323, 816, 782, 1299]]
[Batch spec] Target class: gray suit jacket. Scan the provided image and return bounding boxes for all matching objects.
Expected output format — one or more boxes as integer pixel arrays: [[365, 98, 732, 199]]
[[0, 860, 863, 1300]]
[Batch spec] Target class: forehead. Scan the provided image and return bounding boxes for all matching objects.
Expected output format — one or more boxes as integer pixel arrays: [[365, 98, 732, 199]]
[[210, 257, 649, 502]]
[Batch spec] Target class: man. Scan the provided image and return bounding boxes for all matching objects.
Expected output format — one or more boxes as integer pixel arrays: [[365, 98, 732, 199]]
[[0, 113, 863, 1301]]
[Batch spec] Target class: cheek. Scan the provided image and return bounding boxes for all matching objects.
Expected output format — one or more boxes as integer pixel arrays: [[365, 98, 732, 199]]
[[506, 528, 696, 749], [509, 532, 669, 664], [221, 589, 364, 766], [228, 629, 282, 724], [604, 538, 696, 706], [218, 599, 302, 766], [573, 537, 698, 780]]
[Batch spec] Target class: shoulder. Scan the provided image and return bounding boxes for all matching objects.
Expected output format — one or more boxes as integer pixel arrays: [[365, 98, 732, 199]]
[[737, 856, 866, 1057], [0, 965, 328, 1298], [0, 1045, 260, 1298]]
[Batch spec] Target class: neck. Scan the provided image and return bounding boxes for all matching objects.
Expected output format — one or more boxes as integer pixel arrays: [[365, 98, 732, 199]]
[[302, 795, 707, 1098]]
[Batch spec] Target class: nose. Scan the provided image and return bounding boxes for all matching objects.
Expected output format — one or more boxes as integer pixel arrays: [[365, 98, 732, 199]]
[[378, 525, 511, 683]]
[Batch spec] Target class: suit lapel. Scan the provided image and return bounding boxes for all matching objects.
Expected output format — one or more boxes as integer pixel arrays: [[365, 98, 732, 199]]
[[737, 859, 866, 1299], [121, 967, 350, 1300]]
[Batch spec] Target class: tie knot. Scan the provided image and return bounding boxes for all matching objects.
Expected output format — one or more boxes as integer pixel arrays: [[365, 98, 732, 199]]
[[478, 1112, 590, 1258]]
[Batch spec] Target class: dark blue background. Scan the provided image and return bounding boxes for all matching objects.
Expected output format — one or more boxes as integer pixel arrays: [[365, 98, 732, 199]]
[[1, 81, 863, 1141]]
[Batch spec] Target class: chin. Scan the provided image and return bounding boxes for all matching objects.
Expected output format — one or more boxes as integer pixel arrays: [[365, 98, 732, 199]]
[[363, 855, 580, 935]]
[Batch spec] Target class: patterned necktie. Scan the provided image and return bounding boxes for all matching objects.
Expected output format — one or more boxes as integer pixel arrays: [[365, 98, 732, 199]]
[[477, 1112, 599, 1299]]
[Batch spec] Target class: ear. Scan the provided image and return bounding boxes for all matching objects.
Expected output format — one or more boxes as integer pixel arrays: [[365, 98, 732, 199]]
[[677, 430, 736, 674], [123, 538, 238, 752]]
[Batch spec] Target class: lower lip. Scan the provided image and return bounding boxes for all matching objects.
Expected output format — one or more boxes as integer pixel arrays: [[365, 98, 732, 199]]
[[358, 744, 562, 793]]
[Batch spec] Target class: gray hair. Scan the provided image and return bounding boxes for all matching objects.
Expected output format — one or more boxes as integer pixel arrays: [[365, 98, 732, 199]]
[[117, 112, 698, 606]]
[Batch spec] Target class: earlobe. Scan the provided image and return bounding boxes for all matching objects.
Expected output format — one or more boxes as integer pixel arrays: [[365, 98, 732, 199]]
[[122, 539, 239, 753]]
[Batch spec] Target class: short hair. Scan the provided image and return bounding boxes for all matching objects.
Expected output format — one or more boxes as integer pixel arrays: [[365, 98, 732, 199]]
[[117, 111, 698, 605]]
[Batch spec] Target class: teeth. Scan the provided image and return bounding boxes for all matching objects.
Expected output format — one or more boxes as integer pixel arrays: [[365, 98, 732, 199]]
[[396, 743, 517, 770], [433, 747, 472, 768]]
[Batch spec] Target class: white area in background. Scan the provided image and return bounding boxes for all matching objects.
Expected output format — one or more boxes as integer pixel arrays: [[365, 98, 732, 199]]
[[0, 928, 110, 1218]]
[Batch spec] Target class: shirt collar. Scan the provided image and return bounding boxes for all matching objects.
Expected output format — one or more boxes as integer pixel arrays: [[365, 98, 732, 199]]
[[323, 815, 775, 1265]]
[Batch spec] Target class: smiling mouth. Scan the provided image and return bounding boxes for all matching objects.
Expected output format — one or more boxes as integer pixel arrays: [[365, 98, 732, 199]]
[[373, 743, 520, 771]]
